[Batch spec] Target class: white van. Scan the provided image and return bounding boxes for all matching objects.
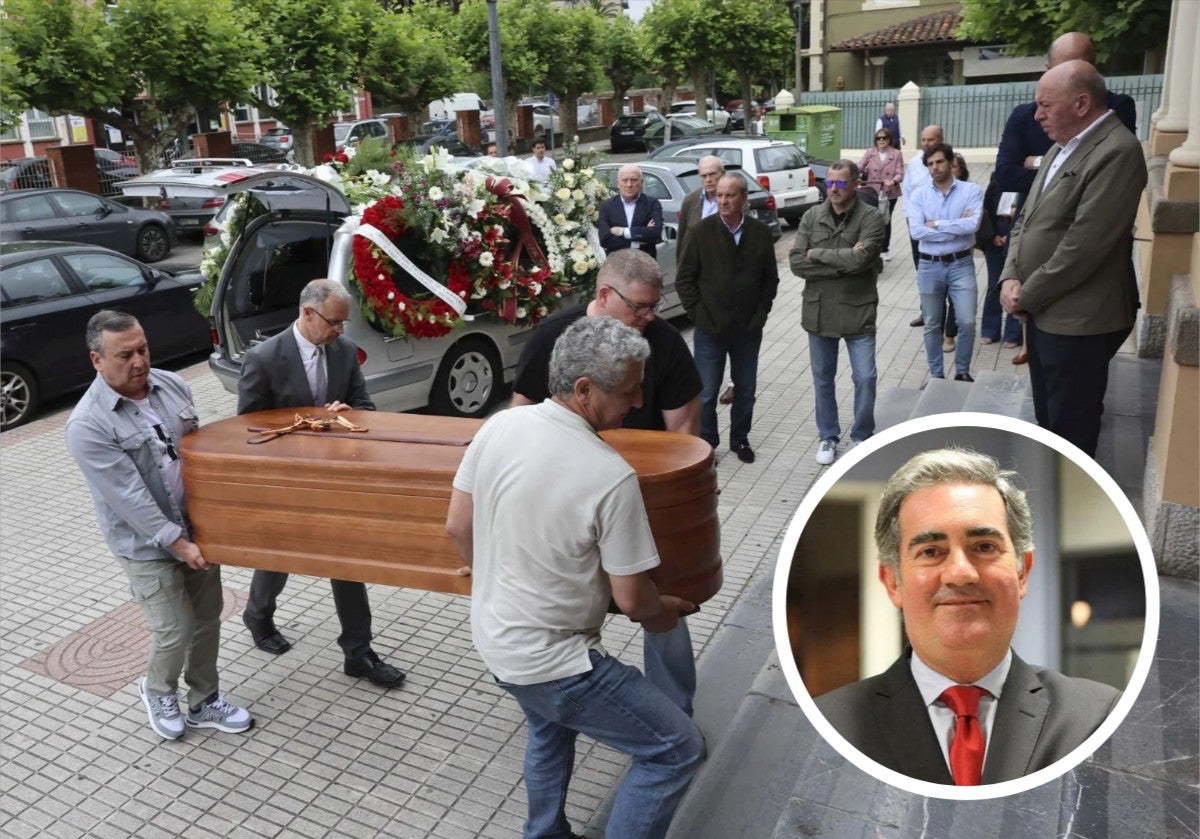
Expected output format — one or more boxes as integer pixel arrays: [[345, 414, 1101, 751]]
[[427, 92, 485, 121]]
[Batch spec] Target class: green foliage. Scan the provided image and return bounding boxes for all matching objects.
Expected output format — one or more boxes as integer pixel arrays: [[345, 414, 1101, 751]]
[[525, 1, 607, 136], [0, 22, 31, 130], [364, 8, 467, 116], [599, 12, 644, 105], [641, 0, 714, 87], [344, 136, 397, 175], [958, 0, 1171, 65]]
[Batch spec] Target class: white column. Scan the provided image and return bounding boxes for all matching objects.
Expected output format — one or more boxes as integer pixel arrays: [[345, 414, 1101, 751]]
[[808, 0, 825, 93], [897, 81, 920, 155], [1156, 0, 1196, 133], [1150, 0, 1181, 126], [1167, 23, 1200, 168]]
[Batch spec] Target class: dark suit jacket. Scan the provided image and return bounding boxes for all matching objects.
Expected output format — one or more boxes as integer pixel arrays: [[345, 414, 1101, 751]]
[[676, 187, 715, 263], [237, 326, 375, 415], [598, 192, 663, 258], [994, 92, 1137, 200], [1000, 110, 1146, 336], [815, 649, 1120, 785], [676, 213, 778, 335]]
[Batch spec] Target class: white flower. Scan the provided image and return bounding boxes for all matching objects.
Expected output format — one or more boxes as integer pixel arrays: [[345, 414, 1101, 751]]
[[553, 213, 567, 226], [430, 228, 448, 244], [467, 198, 485, 217], [588, 258, 598, 269], [574, 261, 589, 275], [573, 240, 588, 252], [530, 281, 542, 295], [582, 168, 593, 178], [572, 189, 584, 201], [556, 187, 571, 200], [387, 291, 395, 300], [516, 307, 528, 319], [398, 302, 406, 311], [563, 173, 575, 188], [562, 159, 574, 170], [428, 186, 444, 201], [537, 306, 548, 316], [499, 279, 511, 289], [479, 251, 494, 267]]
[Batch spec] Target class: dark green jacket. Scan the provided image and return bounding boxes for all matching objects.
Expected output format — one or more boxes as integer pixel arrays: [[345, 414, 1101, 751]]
[[788, 197, 885, 337], [677, 213, 779, 335]]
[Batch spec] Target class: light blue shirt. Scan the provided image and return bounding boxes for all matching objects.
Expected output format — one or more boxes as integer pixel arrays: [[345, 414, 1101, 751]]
[[905, 178, 983, 256]]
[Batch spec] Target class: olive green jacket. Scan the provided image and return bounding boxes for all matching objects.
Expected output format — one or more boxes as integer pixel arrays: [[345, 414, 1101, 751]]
[[788, 197, 885, 337]]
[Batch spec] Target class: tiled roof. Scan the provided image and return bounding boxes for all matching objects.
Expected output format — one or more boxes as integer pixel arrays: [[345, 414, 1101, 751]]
[[831, 3, 971, 52]]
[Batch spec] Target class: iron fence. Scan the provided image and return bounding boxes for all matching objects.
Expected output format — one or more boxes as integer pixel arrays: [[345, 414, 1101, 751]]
[[797, 89, 899, 150]]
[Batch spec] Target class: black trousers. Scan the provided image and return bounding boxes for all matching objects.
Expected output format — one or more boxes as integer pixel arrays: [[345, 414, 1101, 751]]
[[244, 571, 373, 658], [1026, 319, 1131, 457], [909, 236, 957, 338]]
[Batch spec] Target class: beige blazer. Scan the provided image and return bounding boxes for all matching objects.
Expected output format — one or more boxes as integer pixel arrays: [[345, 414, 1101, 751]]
[[1001, 111, 1146, 336]]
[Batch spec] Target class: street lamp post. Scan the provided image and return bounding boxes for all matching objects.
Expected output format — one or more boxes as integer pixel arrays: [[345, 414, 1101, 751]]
[[486, 0, 507, 156]]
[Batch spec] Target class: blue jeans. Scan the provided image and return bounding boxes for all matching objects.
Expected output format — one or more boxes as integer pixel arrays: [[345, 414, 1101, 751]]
[[499, 650, 703, 839], [694, 326, 763, 449], [981, 239, 1022, 343], [808, 333, 877, 444], [643, 619, 696, 717], [916, 256, 977, 377]]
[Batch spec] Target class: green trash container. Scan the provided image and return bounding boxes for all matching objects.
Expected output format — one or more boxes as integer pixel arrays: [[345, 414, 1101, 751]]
[[765, 105, 842, 161]]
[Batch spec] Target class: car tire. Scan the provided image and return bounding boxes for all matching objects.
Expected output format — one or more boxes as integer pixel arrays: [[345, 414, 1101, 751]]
[[429, 338, 500, 419], [136, 224, 170, 263], [1, 363, 38, 430]]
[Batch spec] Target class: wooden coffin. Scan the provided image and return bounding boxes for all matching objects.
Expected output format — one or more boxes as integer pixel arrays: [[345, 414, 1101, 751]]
[[180, 408, 723, 605]]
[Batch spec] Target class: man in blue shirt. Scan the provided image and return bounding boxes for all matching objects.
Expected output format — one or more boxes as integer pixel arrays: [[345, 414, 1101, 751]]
[[905, 143, 983, 383]]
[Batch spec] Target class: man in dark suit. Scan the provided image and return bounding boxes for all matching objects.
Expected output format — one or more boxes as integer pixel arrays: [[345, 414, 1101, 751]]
[[815, 449, 1120, 786], [676, 155, 724, 258], [237, 279, 405, 688], [598, 164, 663, 258], [1000, 60, 1147, 457]]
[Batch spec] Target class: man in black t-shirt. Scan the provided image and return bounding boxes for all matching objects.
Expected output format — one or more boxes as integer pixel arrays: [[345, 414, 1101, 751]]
[[510, 249, 703, 718]]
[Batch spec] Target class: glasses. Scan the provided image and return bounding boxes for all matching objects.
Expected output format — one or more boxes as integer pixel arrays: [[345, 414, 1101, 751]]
[[309, 307, 350, 329], [875, 135, 891, 142], [824, 179, 850, 189], [604, 284, 664, 317]]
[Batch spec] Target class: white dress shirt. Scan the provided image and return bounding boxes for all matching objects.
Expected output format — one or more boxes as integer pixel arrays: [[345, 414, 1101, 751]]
[[292, 323, 326, 404], [910, 649, 1012, 771], [1041, 109, 1113, 191]]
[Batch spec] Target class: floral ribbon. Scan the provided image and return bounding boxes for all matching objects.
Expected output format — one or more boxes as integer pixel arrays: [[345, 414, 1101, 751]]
[[341, 216, 468, 316], [485, 177, 550, 272]]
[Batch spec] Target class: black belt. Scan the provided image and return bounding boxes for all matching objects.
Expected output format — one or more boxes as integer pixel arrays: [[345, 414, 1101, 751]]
[[919, 249, 973, 263]]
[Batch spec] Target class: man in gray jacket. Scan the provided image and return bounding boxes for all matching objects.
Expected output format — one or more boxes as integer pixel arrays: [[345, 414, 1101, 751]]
[[789, 160, 886, 466], [66, 310, 252, 741]]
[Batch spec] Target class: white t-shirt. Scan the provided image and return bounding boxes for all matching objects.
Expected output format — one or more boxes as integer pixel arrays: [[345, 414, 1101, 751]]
[[453, 400, 660, 685], [528, 154, 557, 183]]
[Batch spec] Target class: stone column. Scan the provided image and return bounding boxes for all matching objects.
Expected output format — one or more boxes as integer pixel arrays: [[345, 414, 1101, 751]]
[[1150, 0, 1195, 156], [897, 81, 920, 155], [1164, 26, 1200, 200]]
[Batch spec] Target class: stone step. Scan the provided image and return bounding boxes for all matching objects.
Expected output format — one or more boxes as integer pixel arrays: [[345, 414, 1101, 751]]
[[874, 387, 922, 432], [910, 375, 972, 417], [961, 370, 1035, 421]]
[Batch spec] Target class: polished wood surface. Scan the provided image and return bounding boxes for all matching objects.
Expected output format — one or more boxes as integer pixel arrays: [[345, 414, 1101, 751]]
[[181, 408, 722, 603]]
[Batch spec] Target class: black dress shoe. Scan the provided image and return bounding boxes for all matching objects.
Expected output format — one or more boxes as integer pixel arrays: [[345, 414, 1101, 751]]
[[243, 614, 292, 655], [954, 372, 975, 383], [344, 650, 406, 688], [909, 315, 925, 327], [732, 442, 755, 463]]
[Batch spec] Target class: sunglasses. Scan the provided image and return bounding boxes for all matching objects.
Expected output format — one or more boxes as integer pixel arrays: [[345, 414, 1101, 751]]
[[875, 135, 891, 142], [824, 179, 850, 189]]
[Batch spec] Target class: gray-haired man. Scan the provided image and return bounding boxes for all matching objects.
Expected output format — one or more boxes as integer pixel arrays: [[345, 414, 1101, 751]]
[[447, 317, 703, 838], [67, 310, 252, 740]]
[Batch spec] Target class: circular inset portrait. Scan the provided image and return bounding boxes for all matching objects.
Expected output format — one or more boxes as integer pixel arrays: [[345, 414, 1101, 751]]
[[773, 414, 1158, 800]]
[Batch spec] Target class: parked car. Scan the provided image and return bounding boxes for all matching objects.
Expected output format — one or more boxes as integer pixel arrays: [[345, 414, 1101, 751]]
[[204, 171, 580, 419], [334, 118, 390, 150], [395, 134, 480, 157], [0, 241, 210, 428], [0, 188, 174, 262], [0, 153, 140, 198], [610, 111, 667, 153], [528, 104, 560, 137], [94, 148, 138, 169], [667, 100, 730, 130], [260, 127, 295, 153], [649, 138, 821, 225], [642, 116, 718, 151], [116, 159, 280, 237], [416, 119, 488, 145]]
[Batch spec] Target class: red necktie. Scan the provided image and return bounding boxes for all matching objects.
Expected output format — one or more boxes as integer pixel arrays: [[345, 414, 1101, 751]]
[[940, 685, 989, 786]]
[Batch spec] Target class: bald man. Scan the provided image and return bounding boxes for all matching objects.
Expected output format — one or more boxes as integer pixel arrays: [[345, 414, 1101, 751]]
[[999, 60, 1146, 457], [598, 163, 663, 259]]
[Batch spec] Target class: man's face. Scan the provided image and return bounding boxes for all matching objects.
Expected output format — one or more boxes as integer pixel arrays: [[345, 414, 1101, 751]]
[[826, 167, 857, 213], [926, 151, 953, 186], [585, 361, 644, 431], [920, 127, 941, 152], [698, 160, 723, 196], [598, 280, 661, 331], [716, 178, 746, 222], [91, 325, 151, 399], [618, 168, 643, 201], [880, 483, 1032, 682], [885, 104, 896, 117], [1034, 78, 1085, 144], [301, 296, 351, 346], [533, 142, 546, 160]]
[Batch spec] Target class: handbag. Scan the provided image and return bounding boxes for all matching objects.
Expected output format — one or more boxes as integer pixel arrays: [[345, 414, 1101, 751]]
[[877, 194, 891, 218]]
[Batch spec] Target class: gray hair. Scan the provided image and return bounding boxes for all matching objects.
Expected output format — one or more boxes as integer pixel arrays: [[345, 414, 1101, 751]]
[[717, 173, 746, 196], [697, 155, 725, 174], [828, 159, 860, 181], [596, 248, 663, 292], [298, 278, 351, 312], [86, 310, 140, 355], [875, 448, 1033, 572], [547, 316, 649, 397]]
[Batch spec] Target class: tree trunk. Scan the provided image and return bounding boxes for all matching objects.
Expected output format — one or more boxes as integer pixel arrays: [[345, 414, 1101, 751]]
[[561, 90, 579, 143], [690, 66, 708, 121], [292, 120, 317, 168], [741, 74, 755, 138]]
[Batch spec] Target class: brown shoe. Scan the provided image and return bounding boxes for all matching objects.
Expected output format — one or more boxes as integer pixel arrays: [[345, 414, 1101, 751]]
[[719, 385, 735, 404], [1012, 352, 1028, 366]]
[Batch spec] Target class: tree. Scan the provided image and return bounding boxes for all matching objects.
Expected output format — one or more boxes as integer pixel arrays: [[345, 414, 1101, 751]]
[[641, 0, 715, 116], [527, 1, 607, 139], [6, 0, 263, 171], [237, 0, 381, 167], [0, 24, 30, 133], [364, 7, 468, 119], [958, 0, 1171, 69], [708, 0, 793, 135], [599, 12, 644, 118]]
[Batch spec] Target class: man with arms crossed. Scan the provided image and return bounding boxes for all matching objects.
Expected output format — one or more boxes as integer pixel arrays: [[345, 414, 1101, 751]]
[[789, 159, 886, 467], [816, 449, 1119, 785], [447, 317, 703, 838], [1000, 61, 1146, 458], [598, 164, 663, 258], [67, 310, 252, 740], [512, 249, 702, 718], [237, 279, 405, 688]]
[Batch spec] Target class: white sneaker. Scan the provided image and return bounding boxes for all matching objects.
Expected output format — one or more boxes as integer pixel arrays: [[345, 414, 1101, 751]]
[[185, 694, 253, 733], [815, 439, 837, 466], [139, 677, 184, 740]]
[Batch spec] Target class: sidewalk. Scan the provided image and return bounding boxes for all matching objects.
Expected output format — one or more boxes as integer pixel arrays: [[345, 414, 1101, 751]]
[[1, 164, 1193, 839]]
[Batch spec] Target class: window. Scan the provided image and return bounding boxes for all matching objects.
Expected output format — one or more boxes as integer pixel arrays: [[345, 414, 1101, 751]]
[[62, 252, 146, 290], [0, 258, 74, 306], [52, 192, 106, 218], [755, 145, 804, 174], [642, 174, 671, 201], [23, 108, 56, 140], [2, 195, 57, 223], [233, 103, 253, 123]]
